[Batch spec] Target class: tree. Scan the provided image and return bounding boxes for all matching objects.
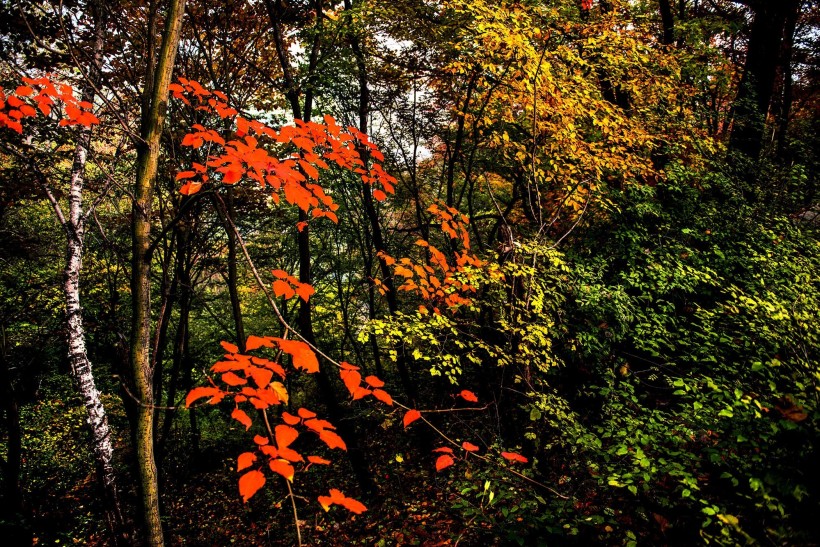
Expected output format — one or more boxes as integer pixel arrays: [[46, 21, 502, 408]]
[[129, 0, 186, 544]]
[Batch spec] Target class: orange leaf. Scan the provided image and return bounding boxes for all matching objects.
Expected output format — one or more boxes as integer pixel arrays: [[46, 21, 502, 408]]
[[403, 409, 422, 428], [308, 455, 331, 465], [18, 104, 36, 118], [249, 367, 273, 389], [318, 429, 347, 451], [221, 340, 239, 353], [462, 442, 479, 452], [272, 279, 295, 299], [352, 386, 372, 400], [253, 434, 269, 445], [318, 489, 366, 514], [278, 447, 303, 462], [372, 189, 387, 201], [238, 470, 265, 502], [459, 390, 479, 403], [300, 159, 319, 180], [364, 375, 384, 388], [271, 381, 289, 404], [232, 408, 252, 430], [221, 371, 247, 386], [304, 418, 334, 433], [501, 452, 528, 463], [237, 452, 256, 472], [179, 181, 202, 195], [339, 496, 367, 514], [281, 412, 301, 426], [271, 269, 289, 279], [279, 339, 319, 373], [185, 386, 224, 407], [372, 389, 393, 406], [295, 283, 315, 302], [433, 447, 453, 453], [435, 454, 455, 472], [340, 369, 362, 396], [269, 458, 295, 481], [275, 424, 298, 448], [298, 407, 316, 419], [15, 86, 34, 97], [176, 170, 197, 181], [339, 361, 359, 371], [245, 335, 272, 351]]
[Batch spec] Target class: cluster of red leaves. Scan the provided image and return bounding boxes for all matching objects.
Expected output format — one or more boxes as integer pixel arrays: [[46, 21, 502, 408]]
[[0, 77, 98, 134], [378, 204, 492, 310], [186, 337, 367, 511], [338, 361, 393, 405], [170, 78, 396, 227], [271, 269, 315, 302], [402, 391, 529, 472]]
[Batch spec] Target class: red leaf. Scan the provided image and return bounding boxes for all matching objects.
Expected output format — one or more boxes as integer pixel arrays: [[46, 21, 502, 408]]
[[278, 447, 303, 462], [300, 159, 319, 180], [339, 361, 359, 371], [275, 424, 298, 449], [459, 390, 479, 403], [249, 367, 273, 389], [340, 496, 367, 514], [318, 429, 347, 451], [221, 371, 247, 386], [253, 434, 269, 445], [232, 408, 252, 430], [501, 452, 528, 463], [281, 412, 301, 426], [221, 340, 239, 353], [308, 455, 331, 465], [364, 375, 384, 388], [176, 170, 197, 181], [271, 269, 289, 279], [462, 442, 480, 452], [352, 386, 372, 400], [372, 389, 393, 406], [340, 369, 362, 396], [279, 339, 319, 373], [298, 407, 316, 419], [433, 447, 454, 454], [272, 279, 295, 299], [318, 489, 366, 514], [238, 470, 265, 502], [185, 386, 224, 407], [237, 452, 256, 472], [179, 181, 202, 195], [15, 86, 34, 97], [435, 454, 455, 472], [294, 282, 315, 302], [222, 169, 243, 184], [403, 409, 422, 428], [372, 189, 387, 201], [269, 459, 295, 481], [245, 335, 272, 351], [304, 418, 335, 432]]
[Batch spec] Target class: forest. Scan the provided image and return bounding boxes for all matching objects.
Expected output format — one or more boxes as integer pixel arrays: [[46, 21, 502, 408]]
[[0, 0, 818, 545]]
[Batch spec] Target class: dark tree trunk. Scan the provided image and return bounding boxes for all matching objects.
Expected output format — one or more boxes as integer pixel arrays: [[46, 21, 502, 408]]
[[729, 0, 799, 158], [658, 0, 675, 45]]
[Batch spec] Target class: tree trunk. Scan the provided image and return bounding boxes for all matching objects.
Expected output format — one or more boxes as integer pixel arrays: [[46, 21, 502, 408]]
[[130, 0, 186, 544], [729, 0, 799, 158], [658, 0, 675, 45], [38, 2, 129, 542]]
